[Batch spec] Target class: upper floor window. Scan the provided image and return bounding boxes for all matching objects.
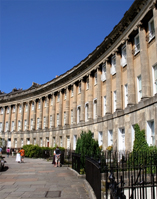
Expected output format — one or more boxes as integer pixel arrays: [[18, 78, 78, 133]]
[[113, 91, 117, 112], [45, 99, 47, 107], [31, 119, 33, 130], [94, 72, 97, 85], [51, 96, 53, 105], [71, 86, 74, 97], [64, 112, 66, 125], [71, 109, 73, 124], [101, 63, 106, 81], [32, 102, 34, 110], [153, 64, 157, 95], [18, 120, 21, 131], [111, 55, 116, 75], [44, 117, 46, 128], [37, 118, 40, 129], [148, 18, 155, 42], [13, 106, 15, 113], [24, 120, 27, 130], [78, 82, 81, 94], [11, 121, 14, 132], [1, 108, 3, 114], [50, 115, 52, 128], [85, 103, 89, 122], [93, 99, 97, 119], [121, 44, 127, 67], [0, 122, 2, 132], [7, 107, 9, 114], [104, 96, 106, 116], [57, 93, 60, 102], [77, 106, 81, 123], [86, 77, 89, 90], [25, 104, 28, 112], [5, 121, 8, 132], [134, 34, 140, 55], [57, 113, 59, 127], [137, 75, 142, 102], [19, 105, 22, 113], [124, 84, 128, 108], [38, 100, 41, 109]]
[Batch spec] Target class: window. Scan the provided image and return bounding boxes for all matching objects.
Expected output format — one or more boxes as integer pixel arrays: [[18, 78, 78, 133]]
[[85, 103, 89, 122], [53, 137, 56, 147], [25, 104, 28, 112], [64, 90, 66, 100], [45, 99, 47, 107], [108, 130, 113, 146], [78, 82, 81, 94], [147, 120, 155, 146], [124, 84, 128, 108], [60, 136, 63, 147], [21, 138, 23, 147], [7, 107, 9, 114], [27, 138, 30, 145], [11, 121, 14, 132], [38, 100, 41, 109], [113, 91, 116, 112], [1, 108, 3, 114], [71, 110, 73, 124], [94, 72, 97, 85], [134, 34, 140, 55], [93, 99, 97, 119], [71, 86, 73, 97], [73, 135, 77, 150], [18, 120, 21, 131], [31, 119, 33, 130], [153, 64, 157, 95], [98, 131, 103, 147], [50, 115, 52, 128], [131, 125, 135, 150], [32, 102, 34, 110], [13, 106, 15, 113], [121, 44, 127, 67], [46, 137, 49, 147], [101, 63, 106, 81], [86, 77, 89, 90], [33, 138, 36, 145], [118, 128, 125, 152], [14, 138, 17, 148], [40, 138, 43, 147], [37, 118, 40, 129], [57, 93, 60, 102], [77, 106, 81, 123], [5, 122, 8, 132], [104, 96, 106, 115], [148, 18, 155, 42], [57, 113, 59, 127], [0, 123, 2, 132], [111, 55, 116, 75], [51, 96, 53, 105], [19, 105, 22, 113], [24, 120, 27, 130], [64, 112, 66, 125], [44, 116, 46, 128], [67, 136, 70, 149], [137, 75, 142, 102]]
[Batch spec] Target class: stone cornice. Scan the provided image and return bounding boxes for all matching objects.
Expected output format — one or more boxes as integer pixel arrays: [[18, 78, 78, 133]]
[[0, 0, 153, 103]]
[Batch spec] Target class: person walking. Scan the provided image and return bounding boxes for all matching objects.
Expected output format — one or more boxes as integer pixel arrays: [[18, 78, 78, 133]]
[[19, 148, 25, 162], [55, 146, 61, 167], [6, 147, 10, 158], [15, 149, 21, 163]]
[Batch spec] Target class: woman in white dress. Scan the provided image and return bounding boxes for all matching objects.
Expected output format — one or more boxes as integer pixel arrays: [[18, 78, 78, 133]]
[[15, 150, 21, 163]]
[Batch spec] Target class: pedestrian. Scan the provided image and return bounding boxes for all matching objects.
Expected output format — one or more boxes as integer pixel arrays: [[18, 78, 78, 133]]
[[6, 147, 10, 158], [19, 148, 25, 162], [11, 148, 15, 157], [55, 146, 61, 167], [15, 149, 21, 163], [0, 146, 2, 156], [52, 149, 56, 166]]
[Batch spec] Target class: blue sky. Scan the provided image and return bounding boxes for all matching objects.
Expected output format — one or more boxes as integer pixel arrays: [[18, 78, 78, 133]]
[[0, 0, 134, 94]]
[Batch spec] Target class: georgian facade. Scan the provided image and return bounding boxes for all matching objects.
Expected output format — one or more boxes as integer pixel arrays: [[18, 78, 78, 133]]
[[0, 0, 157, 151]]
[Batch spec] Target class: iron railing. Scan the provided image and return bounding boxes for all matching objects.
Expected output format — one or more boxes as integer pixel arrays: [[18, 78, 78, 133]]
[[72, 153, 81, 174]]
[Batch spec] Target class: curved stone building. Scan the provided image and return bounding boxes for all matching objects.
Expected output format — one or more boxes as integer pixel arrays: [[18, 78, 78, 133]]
[[0, 0, 157, 151]]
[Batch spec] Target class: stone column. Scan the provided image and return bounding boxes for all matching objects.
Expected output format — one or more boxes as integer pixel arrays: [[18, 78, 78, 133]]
[[139, 25, 151, 98], [88, 74, 93, 120], [8, 106, 11, 132], [33, 100, 36, 130], [52, 94, 56, 127], [39, 97, 43, 129], [46, 96, 49, 128], [73, 83, 77, 124], [153, 5, 157, 57], [59, 91, 63, 126], [27, 102, 30, 130], [80, 79, 85, 122], [106, 60, 112, 114], [115, 52, 122, 110], [20, 103, 24, 131], [97, 68, 102, 117], [126, 40, 136, 105], [2, 107, 5, 132], [14, 104, 17, 131], [66, 87, 70, 125]]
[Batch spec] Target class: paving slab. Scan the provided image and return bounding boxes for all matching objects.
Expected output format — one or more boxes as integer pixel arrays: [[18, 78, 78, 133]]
[[0, 156, 90, 199]]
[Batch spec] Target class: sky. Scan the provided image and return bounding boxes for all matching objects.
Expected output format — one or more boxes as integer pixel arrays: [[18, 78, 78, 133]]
[[0, 0, 134, 94]]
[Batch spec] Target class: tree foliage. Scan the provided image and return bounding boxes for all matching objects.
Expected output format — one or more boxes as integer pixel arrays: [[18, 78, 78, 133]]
[[75, 130, 101, 168]]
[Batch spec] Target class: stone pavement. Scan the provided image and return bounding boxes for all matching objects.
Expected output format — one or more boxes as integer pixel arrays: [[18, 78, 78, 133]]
[[0, 156, 90, 199]]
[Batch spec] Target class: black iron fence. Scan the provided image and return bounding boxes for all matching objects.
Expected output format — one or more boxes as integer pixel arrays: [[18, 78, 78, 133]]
[[72, 153, 81, 174], [72, 151, 157, 199]]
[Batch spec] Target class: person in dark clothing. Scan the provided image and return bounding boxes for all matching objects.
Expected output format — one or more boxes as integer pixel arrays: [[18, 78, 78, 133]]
[[55, 146, 60, 167]]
